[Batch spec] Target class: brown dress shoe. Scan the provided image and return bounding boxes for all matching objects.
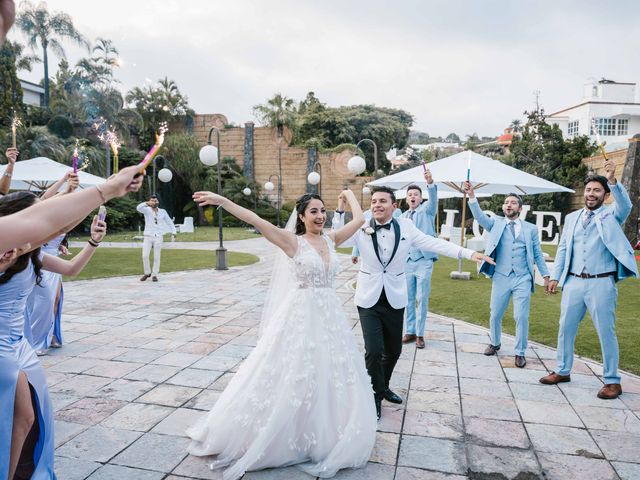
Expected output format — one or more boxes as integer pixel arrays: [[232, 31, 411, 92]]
[[416, 337, 425, 349], [597, 383, 622, 400], [539, 372, 571, 385], [483, 344, 500, 356], [402, 334, 416, 344]]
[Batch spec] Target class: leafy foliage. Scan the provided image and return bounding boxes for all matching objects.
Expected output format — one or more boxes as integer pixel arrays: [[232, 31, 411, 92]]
[[480, 109, 595, 216]]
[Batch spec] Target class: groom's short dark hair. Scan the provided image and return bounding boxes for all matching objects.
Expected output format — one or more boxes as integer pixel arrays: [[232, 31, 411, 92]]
[[371, 186, 396, 203]]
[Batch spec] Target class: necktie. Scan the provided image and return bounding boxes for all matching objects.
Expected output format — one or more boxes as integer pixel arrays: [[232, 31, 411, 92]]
[[375, 223, 391, 231], [582, 210, 594, 228], [508, 221, 516, 238], [409, 210, 415, 222]]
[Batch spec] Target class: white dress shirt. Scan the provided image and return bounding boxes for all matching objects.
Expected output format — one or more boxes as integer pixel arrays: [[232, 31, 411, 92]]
[[137, 203, 177, 237], [374, 220, 395, 265]]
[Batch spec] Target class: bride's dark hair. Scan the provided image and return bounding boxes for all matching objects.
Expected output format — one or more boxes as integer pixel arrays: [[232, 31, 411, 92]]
[[0, 192, 44, 286], [295, 193, 324, 235]]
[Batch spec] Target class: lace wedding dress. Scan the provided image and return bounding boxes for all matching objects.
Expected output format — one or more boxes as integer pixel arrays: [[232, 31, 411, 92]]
[[187, 234, 377, 479]]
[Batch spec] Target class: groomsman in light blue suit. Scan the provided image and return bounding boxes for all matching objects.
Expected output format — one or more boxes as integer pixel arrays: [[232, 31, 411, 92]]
[[464, 181, 549, 368], [401, 169, 438, 349], [540, 164, 638, 400]]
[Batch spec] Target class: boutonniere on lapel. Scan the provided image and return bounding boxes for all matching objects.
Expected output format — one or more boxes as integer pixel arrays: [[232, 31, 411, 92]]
[[363, 226, 375, 235]]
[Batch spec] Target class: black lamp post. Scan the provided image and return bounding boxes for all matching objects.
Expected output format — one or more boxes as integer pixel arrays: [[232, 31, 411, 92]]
[[198, 127, 228, 270]]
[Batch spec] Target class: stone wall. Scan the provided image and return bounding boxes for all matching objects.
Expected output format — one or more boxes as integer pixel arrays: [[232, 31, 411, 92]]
[[184, 114, 373, 210]]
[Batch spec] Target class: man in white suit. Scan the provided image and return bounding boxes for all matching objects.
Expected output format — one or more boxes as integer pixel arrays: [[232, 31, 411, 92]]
[[334, 186, 493, 418]]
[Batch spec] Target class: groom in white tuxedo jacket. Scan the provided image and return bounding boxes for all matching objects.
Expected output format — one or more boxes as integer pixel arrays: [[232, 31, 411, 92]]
[[334, 186, 491, 418]]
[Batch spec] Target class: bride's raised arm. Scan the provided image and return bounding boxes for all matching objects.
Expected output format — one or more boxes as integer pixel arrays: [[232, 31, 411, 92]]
[[330, 190, 365, 247], [193, 191, 298, 258]]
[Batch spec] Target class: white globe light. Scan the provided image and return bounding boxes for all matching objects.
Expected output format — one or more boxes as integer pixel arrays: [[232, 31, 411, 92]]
[[362, 186, 371, 195], [158, 168, 173, 183], [199, 144, 218, 166], [264, 181, 275, 191], [242, 187, 252, 196], [348, 155, 366, 175], [307, 171, 321, 185]]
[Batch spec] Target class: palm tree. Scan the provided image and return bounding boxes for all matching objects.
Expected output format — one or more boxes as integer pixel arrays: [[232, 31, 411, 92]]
[[510, 119, 523, 133], [6, 40, 40, 72], [253, 93, 297, 136], [16, 1, 89, 107], [91, 37, 119, 68]]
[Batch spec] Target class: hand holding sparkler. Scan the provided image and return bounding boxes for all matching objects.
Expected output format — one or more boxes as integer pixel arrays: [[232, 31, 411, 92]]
[[4, 147, 18, 164], [603, 160, 617, 185]]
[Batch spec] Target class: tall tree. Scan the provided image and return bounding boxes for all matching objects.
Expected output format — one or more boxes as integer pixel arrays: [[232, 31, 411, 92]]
[[253, 93, 297, 136], [510, 119, 523, 133], [0, 39, 23, 127], [16, 0, 88, 107]]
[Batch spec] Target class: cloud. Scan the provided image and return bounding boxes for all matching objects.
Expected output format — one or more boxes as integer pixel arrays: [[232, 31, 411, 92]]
[[12, 0, 640, 137]]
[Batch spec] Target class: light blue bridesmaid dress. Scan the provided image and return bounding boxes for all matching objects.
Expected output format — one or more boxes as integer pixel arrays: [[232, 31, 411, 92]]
[[0, 262, 57, 479], [25, 234, 65, 351]]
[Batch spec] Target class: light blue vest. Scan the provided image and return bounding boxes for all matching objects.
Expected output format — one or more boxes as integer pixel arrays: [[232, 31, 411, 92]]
[[494, 227, 529, 276], [569, 210, 617, 275]]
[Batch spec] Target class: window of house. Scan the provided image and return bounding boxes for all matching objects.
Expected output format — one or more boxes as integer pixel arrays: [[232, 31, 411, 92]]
[[567, 120, 579, 137], [592, 118, 617, 136], [617, 119, 629, 136]]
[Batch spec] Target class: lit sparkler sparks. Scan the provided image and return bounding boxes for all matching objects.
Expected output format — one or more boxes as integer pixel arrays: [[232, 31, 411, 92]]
[[591, 118, 608, 160], [138, 122, 168, 173], [11, 111, 22, 149]]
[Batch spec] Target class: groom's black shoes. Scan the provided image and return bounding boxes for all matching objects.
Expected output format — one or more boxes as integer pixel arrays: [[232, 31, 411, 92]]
[[374, 395, 382, 420], [383, 389, 403, 404]]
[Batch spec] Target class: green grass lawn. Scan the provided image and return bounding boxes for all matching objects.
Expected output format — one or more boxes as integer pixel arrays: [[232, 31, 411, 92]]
[[337, 244, 640, 375], [71, 227, 261, 243], [64, 248, 259, 281]]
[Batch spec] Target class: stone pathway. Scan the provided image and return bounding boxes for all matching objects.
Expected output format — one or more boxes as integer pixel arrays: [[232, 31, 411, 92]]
[[48, 239, 640, 480]]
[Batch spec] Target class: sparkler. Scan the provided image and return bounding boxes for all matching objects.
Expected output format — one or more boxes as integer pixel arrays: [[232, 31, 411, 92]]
[[590, 118, 608, 161], [138, 122, 168, 173], [11, 111, 21, 149], [72, 142, 79, 174]]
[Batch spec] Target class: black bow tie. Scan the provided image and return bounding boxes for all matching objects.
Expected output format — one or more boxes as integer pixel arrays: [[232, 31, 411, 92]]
[[375, 223, 391, 231]]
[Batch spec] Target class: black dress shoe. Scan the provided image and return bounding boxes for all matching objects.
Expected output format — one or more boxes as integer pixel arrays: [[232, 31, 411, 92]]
[[383, 389, 403, 404], [515, 355, 527, 368], [375, 397, 382, 420], [484, 344, 500, 356], [140, 274, 150, 282]]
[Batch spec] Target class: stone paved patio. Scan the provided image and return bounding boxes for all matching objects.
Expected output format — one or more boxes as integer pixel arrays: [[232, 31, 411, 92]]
[[49, 238, 640, 479]]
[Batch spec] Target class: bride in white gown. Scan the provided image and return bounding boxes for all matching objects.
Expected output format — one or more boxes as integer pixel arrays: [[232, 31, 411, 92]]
[[187, 189, 377, 480]]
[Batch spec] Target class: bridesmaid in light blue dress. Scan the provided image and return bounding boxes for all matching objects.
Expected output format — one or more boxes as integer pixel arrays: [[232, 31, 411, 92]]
[[0, 192, 107, 479], [24, 234, 66, 353]]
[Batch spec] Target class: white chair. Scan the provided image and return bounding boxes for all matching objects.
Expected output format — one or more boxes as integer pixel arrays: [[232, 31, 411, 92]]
[[176, 216, 194, 233]]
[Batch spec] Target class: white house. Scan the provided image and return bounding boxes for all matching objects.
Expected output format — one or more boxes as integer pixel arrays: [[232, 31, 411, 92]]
[[20, 79, 44, 107], [547, 79, 640, 143]]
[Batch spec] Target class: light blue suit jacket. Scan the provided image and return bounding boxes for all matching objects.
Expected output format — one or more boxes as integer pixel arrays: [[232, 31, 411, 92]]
[[552, 182, 639, 286], [400, 185, 438, 261], [469, 200, 549, 292]]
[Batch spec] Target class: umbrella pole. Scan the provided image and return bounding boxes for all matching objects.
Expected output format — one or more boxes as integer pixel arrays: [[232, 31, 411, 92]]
[[451, 190, 471, 280]]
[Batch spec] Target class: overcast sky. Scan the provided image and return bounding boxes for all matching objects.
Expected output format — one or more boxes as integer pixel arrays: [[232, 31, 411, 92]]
[[12, 0, 640, 138]]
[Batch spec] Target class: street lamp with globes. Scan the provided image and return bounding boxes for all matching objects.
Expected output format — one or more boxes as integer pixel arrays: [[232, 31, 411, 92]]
[[307, 160, 321, 196], [349, 138, 378, 175], [198, 127, 228, 270], [264, 174, 281, 227]]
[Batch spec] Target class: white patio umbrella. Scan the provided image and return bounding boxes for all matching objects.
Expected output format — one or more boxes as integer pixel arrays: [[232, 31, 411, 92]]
[[0, 157, 106, 191], [368, 150, 574, 196], [369, 150, 573, 279]]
